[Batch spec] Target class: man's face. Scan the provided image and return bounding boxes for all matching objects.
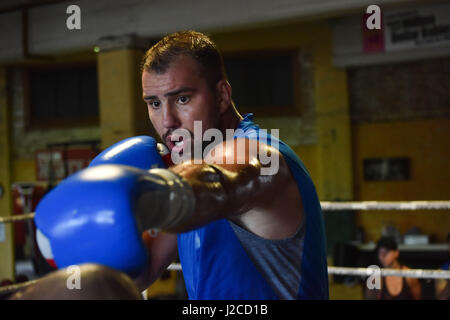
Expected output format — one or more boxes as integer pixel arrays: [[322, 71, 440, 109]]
[[142, 55, 221, 156], [378, 248, 399, 268]]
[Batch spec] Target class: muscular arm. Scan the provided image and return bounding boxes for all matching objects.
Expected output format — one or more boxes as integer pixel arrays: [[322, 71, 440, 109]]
[[168, 138, 296, 234], [135, 138, 299, 289]]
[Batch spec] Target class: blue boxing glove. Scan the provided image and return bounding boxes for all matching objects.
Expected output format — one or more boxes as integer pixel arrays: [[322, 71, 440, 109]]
[[89, 136, 172, 170], [88, 135, 172, 251], [35, 136, 177, 275], [34, 164, 195, 277]]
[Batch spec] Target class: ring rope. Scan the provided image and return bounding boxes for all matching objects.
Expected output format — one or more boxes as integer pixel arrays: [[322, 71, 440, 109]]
[[0, 213, 35, 224], [1, 200, 449, 224], [321, 201, 450, 211], [327, 266, 450, 279], [1, 265, 448, 296], [167, 263, 450, 279], [0, 200, 447, 295]]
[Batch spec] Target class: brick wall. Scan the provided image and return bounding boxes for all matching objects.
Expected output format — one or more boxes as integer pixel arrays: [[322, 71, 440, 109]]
[[348, 57, 450, 123]]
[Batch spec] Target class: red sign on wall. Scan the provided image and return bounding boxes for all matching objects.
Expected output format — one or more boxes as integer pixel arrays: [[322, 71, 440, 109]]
[[35, 148, 97, 181], [362, 13, 385, 53]]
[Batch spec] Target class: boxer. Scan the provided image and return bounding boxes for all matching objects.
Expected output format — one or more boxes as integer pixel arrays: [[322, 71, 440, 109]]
[[366, 236, 421, 300], [35, 31, 329, 300]]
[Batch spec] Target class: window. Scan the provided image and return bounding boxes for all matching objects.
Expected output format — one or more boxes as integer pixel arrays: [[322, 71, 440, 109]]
[[363, 157, 410, 181], [223, 50, 300, 116], [24, 63, 99, 129]]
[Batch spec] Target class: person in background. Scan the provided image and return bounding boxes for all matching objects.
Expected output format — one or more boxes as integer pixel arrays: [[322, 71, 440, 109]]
[[435, 233, 450, 300], [366, 236, 421, 300]]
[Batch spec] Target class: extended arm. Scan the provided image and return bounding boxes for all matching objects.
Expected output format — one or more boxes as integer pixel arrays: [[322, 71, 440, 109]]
[[135, 138, 297, 289], [167, 138, 293, 233]]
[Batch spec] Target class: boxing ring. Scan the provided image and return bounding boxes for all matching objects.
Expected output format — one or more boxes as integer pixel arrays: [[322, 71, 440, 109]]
[[1, 200, 449, 297]]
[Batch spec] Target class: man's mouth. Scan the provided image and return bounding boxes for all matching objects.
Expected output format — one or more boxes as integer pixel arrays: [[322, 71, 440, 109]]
[[167, 135, 186, 154], [172, 140, 185, 154]]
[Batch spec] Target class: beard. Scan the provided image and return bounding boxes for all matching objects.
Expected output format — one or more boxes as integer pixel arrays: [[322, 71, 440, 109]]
[[162, 127, 223, 163]]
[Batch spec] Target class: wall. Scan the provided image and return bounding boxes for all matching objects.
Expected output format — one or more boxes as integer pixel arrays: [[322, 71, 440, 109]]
[[332, 2, 450, 67], [212, 21, 353, 201], [0, 68, 14, 281], [0, 64, 100, 281], [5, 21, 344, 197], [349, 57, 450, 122], [97, 48, 153, 148], [9, 68, 100, 182], [349, 55, 450, 243], [1, 17, 356, 294], [353, 118, 450, 242], [0, 0, 412, 61]]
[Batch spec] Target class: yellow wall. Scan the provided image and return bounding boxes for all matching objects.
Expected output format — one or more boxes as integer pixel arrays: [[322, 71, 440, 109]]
[[0, 68, 15, 281], [13, 160, 36, 182], [9, 23, 338, 205], [9, 23, 347, 200], [293, 144, 320, 191], [212, 21, 353, 201], [97, 48, 155, 149], [353, 118, 450, 242]]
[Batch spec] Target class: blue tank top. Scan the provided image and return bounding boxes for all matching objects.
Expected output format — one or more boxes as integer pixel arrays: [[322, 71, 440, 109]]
[[177, 113, 329, 299]]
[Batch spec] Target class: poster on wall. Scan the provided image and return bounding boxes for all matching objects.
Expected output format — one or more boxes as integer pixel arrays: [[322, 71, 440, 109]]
[[35, 148, 97, 182], [384, 4, 450, 51]]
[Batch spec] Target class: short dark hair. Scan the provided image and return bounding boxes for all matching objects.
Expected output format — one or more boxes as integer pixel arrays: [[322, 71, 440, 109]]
[[376, 236, 398, 253], [141, 30, 227, 89]]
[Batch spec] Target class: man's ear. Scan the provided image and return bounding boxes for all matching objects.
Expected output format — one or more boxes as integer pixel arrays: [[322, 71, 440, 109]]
[[215, 79, 232, 114]]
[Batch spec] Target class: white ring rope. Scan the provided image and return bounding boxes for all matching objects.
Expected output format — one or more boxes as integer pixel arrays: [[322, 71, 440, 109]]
[[320, 201, 450, 211], [1, 264, 448, 296], [0, 213, 35, 224], [166, 263, 450, 279], [0, 200, 448, 296], [326, 266, 450, 279]]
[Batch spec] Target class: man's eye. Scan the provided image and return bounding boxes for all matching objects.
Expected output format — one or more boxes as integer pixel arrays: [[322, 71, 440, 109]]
[[177, 96, 190, 104], [150, 101, 161, 109]]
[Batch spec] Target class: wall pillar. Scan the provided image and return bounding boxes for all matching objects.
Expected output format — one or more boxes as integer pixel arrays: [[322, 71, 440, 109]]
[[313, 46, 354, 201], [312, 38, 355, 254], [96, 38, 155, 149], [0, 68, 15, 281]]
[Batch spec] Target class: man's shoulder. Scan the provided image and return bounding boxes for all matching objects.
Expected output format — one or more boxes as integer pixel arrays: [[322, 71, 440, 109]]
[[235, 114, 315, 183]]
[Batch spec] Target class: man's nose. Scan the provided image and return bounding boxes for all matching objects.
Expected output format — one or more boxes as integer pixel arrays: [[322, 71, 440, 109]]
[[162, 104, 180, 129]]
